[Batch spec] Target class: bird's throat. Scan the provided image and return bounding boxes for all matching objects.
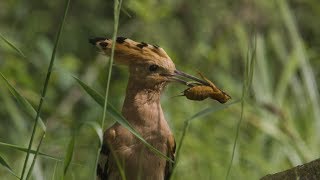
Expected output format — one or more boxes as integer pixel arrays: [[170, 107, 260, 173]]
[[121, 78, 165, 126]]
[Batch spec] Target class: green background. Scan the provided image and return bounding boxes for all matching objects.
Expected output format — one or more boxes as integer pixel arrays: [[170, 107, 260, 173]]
[[1, 0, 320, 179]]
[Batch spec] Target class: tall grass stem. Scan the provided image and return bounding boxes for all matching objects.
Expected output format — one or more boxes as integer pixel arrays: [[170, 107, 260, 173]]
[[93, 0, 125, 179], [20, 0, 71, 179], [25, 132, 45, 180], [172, 100, 240, 177], [225, 34, 256, 179]]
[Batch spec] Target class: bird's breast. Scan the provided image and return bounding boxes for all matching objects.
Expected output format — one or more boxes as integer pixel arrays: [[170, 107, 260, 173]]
[[107, 123, 171, 180]]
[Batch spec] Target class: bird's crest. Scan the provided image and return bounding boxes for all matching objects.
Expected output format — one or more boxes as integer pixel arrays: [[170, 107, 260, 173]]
[[89, 37, 172, 65]]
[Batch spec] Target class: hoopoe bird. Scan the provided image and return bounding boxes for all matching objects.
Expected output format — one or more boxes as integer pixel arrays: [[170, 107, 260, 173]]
[[89, 36, 210, 180]]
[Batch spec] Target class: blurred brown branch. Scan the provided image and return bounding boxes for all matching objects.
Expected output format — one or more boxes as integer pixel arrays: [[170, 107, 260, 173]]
[[261, 158, 320, 180]]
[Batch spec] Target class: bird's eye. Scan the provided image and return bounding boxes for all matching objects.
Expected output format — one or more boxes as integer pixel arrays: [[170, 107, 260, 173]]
[[149, 64, 159, 72]]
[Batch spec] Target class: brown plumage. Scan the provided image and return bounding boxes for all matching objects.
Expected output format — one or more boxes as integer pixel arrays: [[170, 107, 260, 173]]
[[90, 37, 190, 180], [90, 37, 231, 180]]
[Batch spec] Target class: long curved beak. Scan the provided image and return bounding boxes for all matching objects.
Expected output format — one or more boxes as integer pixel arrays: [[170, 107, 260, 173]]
[[165, 70, 210, 87]]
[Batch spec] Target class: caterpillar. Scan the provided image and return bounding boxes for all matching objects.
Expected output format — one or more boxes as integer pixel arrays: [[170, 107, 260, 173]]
[[183, 73, 231, 103]]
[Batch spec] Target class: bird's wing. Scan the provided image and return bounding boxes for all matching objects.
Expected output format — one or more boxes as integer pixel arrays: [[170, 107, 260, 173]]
[[165, 134, 176, 180], [89, 37, 171, 65], [97, 143, 110, 180], [97, 129, 116, 180]]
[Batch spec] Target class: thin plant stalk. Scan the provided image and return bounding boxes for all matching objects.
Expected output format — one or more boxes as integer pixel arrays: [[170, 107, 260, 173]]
[[171, 100, 240, 177], [101, 0, 122, 143], [225, 34, 256, 179], [51, 161, 59, 180], [0, 155, 20, 179], [25, 132, 45, 180], [0, 33, 26, 58], [172, 120, 190, 173], [20, 0, 71, 179], [93, 0, 125, 179]]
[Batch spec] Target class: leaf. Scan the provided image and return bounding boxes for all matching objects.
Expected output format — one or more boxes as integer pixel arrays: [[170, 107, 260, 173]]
[[81, 121, 103, 146], [25, 133, 45, 180], [63, 136, 75, 175], [187, 100, 241, 123], [51, 161, 59, 180], [0, 141, 84, 166], [226, 36, 256, 179], [172, 100, 240, 175], [0, 141, 59, 162], [73, 76, 104, 106], [0, 155, 20, 179], [0, 72, 46, 131], [0, 33, 26, 58], [73, 76, 174, 163], [20, 0, 71, 178], [0, 155, 12, 171]]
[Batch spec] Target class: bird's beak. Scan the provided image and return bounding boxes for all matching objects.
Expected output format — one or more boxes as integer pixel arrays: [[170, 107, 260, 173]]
[[164, 70, 210, 87]]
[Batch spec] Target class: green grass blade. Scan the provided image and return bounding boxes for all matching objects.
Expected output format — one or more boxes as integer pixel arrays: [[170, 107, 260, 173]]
[[0, 142, 84, 167], [63, 135, 75, 176], [81, 121, 103, 146], [0, 141, 60, 162], [25, 133, 45, 180], [0, 33, 26, 58], [248, 34, 257, 91], [0, 72, 46, 131], [121, 6, 132, 18], [188, 100, 240, 123], [0, 154, 13, 171], [96, 1, 125, 178], [225, 99, 245, 179], [225, 35, 256, 179], [73, 76, 173, 163], [73, 76, 104, 105], [0, 86, 26, 132], [172, 100, 240, 175], [20, 0, 71, 179], [51, 162, 59, 180], [0, 155, 20, 179]]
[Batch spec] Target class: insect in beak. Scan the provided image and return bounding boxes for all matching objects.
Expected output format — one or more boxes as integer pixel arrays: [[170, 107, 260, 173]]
[[165, 70, 231, 103]]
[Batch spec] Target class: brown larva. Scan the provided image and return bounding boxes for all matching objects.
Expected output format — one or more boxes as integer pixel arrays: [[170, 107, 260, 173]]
[[183, 73, 231, 103], [184, 86, 214, 101]]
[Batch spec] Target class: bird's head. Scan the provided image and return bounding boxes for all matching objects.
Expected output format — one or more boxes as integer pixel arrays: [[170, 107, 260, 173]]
[[89, 37, 208, 90]]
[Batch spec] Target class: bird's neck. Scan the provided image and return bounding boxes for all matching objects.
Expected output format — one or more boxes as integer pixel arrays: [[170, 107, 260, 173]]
[[122, 78, 165, 126]]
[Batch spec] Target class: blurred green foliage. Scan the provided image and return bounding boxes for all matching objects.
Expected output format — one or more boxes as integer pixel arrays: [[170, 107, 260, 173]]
[[1, 0, 320, 179]]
